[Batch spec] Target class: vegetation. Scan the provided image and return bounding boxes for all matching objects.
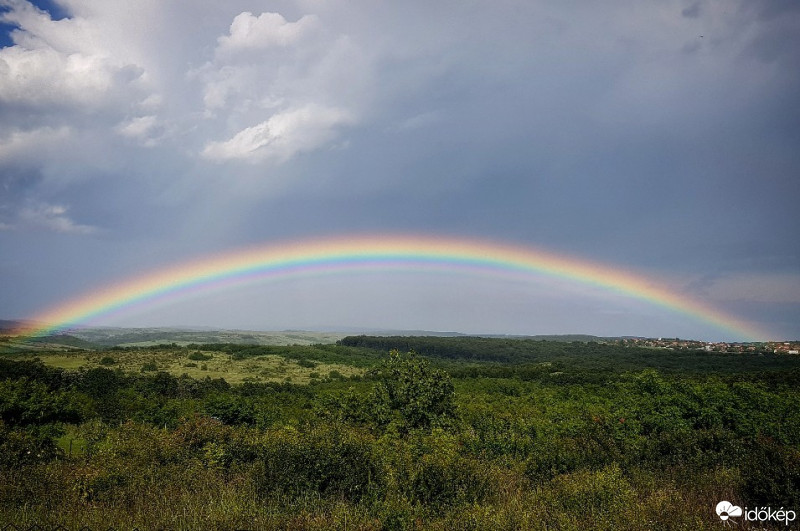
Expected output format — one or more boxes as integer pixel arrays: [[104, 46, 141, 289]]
[[1, 336, 798, 529], [7, 343, 370, 385]]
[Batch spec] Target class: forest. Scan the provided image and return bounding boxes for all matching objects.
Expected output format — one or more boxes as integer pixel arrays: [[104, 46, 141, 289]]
[[1, 336, 799, 529]]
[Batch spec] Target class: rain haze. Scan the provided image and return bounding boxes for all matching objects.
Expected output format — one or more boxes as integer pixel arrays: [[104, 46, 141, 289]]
[[1, 0, 799, 341]]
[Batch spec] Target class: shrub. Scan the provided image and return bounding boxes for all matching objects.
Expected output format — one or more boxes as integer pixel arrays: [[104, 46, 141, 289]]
[[0, 358, 65, 389], [253, 425, 381, 501], [371, 350, 455, 431], [171, 415, 232, 452], [409, 450, 494, 507], [0, 379, 81, 426], [545, 464, 636, 523], [188, 352, 212, 361], [741, 437, 800, 506], [141, 362, 158, 372], [525, 440, 585, 482], [0, 422, 63, 466], [204, 394, 259, 425], [140, 371, 179, 398], [99, 356, 116, 366]]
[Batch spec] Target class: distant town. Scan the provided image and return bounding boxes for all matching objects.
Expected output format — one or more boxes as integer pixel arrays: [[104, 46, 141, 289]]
[[614, 337, 800, 354]]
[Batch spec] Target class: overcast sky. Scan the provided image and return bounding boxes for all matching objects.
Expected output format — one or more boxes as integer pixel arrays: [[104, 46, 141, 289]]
[[1, 0, 798, 341]]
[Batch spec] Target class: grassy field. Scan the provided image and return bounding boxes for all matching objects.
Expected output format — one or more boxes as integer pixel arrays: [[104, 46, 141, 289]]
[[9, 348, 364, 384], [0, 327, 351, 351]]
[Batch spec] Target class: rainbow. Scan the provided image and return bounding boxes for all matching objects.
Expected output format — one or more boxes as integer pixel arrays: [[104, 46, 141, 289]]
[[12, 234, 770, 341]]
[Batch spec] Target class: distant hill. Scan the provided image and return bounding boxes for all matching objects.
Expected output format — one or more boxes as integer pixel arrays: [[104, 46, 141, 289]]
[[0, 333, 100, 352], [0, 319, 33, 332], [1, 323, 634, 350], [63, 327, 350, 347], [24, 334, 101, 349]]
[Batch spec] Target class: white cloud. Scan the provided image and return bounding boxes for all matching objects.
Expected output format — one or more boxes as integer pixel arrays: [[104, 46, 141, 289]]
[[0, 45, 121, 106], [115, 115, 162, 146], [395, 110, 443, 131], [116, 115, 157, 138], [202, 104, 352, 162], [16, 202, 97, 234], [0, 1, 374, 191], [199, 64, 257, 112], [192, 8, 375, 174], [0, 1, 153, 109], [0, 125, 71, 161], [216, 11, 320, 53]]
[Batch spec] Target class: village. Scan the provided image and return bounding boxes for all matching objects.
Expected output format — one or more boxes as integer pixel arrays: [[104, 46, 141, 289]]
[[614, 337, 800, 354]]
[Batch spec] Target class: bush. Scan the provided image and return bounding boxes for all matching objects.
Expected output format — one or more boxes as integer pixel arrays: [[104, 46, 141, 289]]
[[171, 415, 232, 451], [546, 464, 635, 521], [371, 350, 455, 431], [0, 379, 81, 427], [79, 367, 122, 397], [139, 372, 179, 398], [741, 437, 800, 506], [253, 425, 381, 501], [99, 356, 116, 366], [188, 352, 212, 361], [0, 358, 65, 389], [140, 362, 158, 372], [204, 394, 259, 425], [0, 422, 63, 466], [409, 450, 494, 507], [525, 439, 585, 482]]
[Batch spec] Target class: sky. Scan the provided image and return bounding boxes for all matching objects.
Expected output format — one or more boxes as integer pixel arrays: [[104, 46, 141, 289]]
[[1, 0, 798, 341]]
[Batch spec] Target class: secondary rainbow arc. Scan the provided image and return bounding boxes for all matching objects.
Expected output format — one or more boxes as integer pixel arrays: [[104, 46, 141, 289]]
[[13, 235, 770, 341]]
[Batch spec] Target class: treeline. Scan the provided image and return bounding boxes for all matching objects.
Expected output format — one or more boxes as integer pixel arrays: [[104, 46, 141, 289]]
[[339, 335, 790, 375]]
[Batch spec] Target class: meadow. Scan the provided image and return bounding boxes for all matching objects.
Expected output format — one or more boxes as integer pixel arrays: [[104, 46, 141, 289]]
[[1, 336, 799, 529], [9, 345, 364, 385]]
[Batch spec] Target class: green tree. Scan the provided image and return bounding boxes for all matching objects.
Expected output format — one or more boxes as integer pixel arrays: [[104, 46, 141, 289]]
[[371, 350, 455, 431], [0, 378, 80, 427]]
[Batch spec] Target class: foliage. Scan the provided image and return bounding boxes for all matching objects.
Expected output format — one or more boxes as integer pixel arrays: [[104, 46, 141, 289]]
[[0, 378, 80, 427], [370, 350, 455, 432], [1, 337, 799, 529], [253, 424, 381, 501]]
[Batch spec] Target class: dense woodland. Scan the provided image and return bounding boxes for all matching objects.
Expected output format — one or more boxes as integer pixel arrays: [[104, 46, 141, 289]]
[[1, 336, 799, 529]]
